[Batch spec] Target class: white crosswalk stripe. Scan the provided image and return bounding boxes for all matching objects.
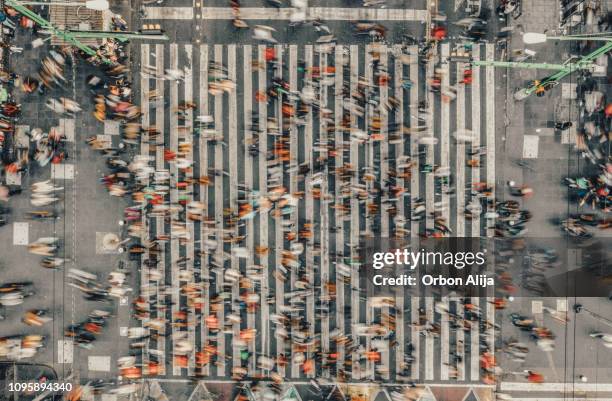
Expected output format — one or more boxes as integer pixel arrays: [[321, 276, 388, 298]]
[[137, 43, 498, 383], [142, 6, 428, 21]]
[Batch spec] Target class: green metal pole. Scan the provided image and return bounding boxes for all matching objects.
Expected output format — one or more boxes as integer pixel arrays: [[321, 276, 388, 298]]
[[67, 30, 169, 41], [508, 41, 612, 100], [547, 35, 612, 42], [472, 60, 594, 71], [5, 0, 114, 64]]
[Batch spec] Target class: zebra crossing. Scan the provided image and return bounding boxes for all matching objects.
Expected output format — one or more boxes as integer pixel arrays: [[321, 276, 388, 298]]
[[135, 42, 498, 383]]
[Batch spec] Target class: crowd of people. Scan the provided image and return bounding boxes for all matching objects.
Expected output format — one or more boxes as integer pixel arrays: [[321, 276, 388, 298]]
[[0, 0, 609, 399]]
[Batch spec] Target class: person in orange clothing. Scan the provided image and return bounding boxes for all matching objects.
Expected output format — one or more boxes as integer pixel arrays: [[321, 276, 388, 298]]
[[164, 149, 176, 161], [302, 358, 315, 374], [526, 370, 545, 383]]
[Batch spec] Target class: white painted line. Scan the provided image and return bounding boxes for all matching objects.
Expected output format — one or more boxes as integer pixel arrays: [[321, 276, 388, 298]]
[[139, 42, 151, 372], [198, 43, 210, 377], [440, 43, 450, 223], [213, 43, 225, 377], [51, 163, 74, 179], [440, 296, 449, 381], [227, 43, 241, 375], [151, 43, 166, 375], [470, 298, 480, 381], [425, 297, 434, 380], [169, 43, 182, 377], [425, 47, 435, 231], [523, 135, 539, 159], [13, 222, 28, 245], [456, 61, 466, 237], [409, 45, 420, 239], [57, 340, 73, 363], [143, 6, 194, 19], [455, 299, 465, 381], [334, 44, 346, 375], [59, 119, 75, 142], [15, 125, 30, 148], [184, 43, 196, 378], [471, 45, 481, 237], [6, 172, 21, 186], [196, 7, 428, 21], [500, 382, 612, 392], [557, 299, 568, 312], [349, 43, 360, 377], [257, 44, 270, 362], [120, 327, 128, 337], [88, 356, 111, 372], [243, 43, 256, 376], [104, 120, 120, 136], [485, 44, 496, 238], [561, 83, 577, 99]]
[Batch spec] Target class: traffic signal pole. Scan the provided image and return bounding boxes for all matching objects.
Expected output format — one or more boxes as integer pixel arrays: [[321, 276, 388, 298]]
[[5, 0, 169, 64], [474, 39, 612, 100], [5, 0, 106, 61]]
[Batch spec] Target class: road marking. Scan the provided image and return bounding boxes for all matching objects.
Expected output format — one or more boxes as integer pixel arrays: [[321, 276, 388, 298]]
[[500, 382, 612, 392], [103, 120, 120, 136], [88, 356, 111, 372], [51, 163, 74, 179], [456, 61, 466, 237], [409, 45, 420, 239], [203, 7, 427, 20], [143, 6, 194, 19], [257, 44, 270, 363], [185, 43, 197, 377], [198, 43, 211, 377], [471, 45, 481, 237], [485, 44, 496, 237], [228, 43, 241, 375], [440, 297, 449, 381], [532, 300, 543, 315], [470, 298, 480, 381], [57, 340, 73, 363], [425, 296, 434, 381], [440, 43, 450, 224], [143, 6, 428, 20], [349, 43, 360, 378], [13, 222, 28, 245], [154, 42, 167, 374], [243, 43, 256, 376], [213, 43, 226, 377], [523, 135, 539, 158], [169, 42, 182, 377], [139, 43, 151, 372], [333, 44, 346, 375], [59, 119, 75, 142], [557, 299, 568, 312]]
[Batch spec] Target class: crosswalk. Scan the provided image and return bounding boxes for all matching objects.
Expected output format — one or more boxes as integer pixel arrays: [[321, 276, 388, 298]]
[[142, 6, 428, 21], [135, 42, 498, 382]]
